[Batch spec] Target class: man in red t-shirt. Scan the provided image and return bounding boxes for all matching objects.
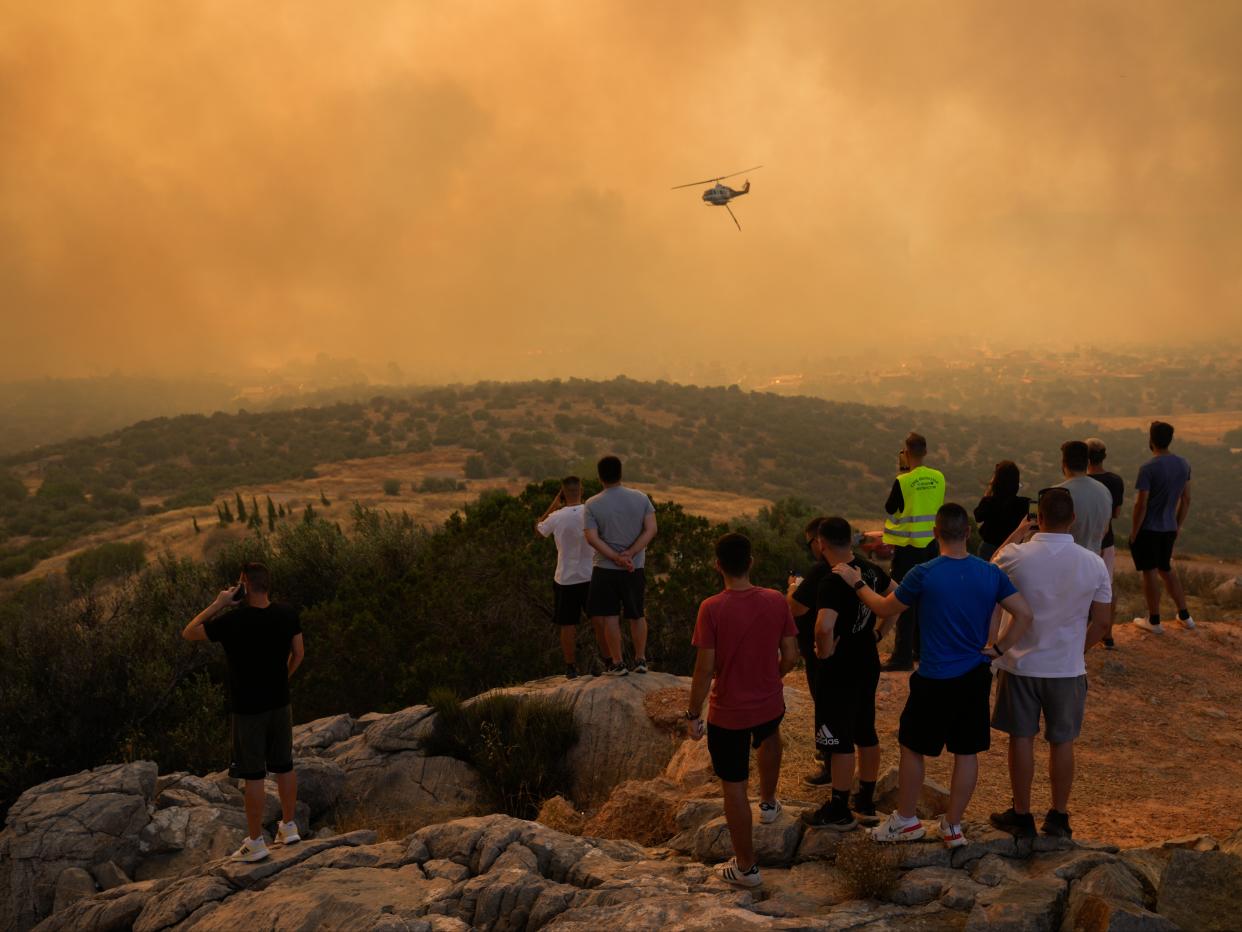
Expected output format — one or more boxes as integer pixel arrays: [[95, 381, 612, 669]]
[[687, 533, 799, 888]]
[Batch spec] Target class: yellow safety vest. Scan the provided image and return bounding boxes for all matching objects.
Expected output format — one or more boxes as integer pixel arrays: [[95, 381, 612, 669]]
[[882, 466, 946, 548]]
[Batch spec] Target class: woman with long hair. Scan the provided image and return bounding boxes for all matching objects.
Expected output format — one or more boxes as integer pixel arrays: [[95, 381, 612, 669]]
[[973, 460, 1031, 560]]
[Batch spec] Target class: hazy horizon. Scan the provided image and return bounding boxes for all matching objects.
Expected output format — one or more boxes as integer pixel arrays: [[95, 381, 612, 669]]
[[3, 0, 1241, 383]]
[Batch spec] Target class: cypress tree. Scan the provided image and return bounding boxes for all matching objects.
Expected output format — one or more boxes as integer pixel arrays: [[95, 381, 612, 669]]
[[266, 496, 277, 532], [235, 493, 246, 522], [192, 516, 201, 534]]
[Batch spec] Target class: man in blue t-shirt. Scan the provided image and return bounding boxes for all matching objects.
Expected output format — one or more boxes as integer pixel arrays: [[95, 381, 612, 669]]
[[834, 504, 1033, 849], [1129, 421, 1195, 634]]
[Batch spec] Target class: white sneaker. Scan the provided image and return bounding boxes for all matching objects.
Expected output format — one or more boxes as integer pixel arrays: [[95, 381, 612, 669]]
[[939, 816, 968, 848], [275, 820, 301, 846], [871, 811, 926, 843], [1178, 615, 1197, 630], [1132, 617, 1165, 634], [715, 856, 762, 888], [758, 799, 783, 824], [230, 836, 270, 862]]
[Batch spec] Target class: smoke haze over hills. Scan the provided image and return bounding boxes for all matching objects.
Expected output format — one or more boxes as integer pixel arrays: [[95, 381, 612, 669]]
[[2, 0, 1241, 382]]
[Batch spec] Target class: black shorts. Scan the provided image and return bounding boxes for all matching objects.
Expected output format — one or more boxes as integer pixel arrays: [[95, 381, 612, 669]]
[[707, 714, 784, 783], [553, 581, 591, 626], [899, 665, 992, 757], [586, 567, 645, 619], [229, 705, 294, 780], [1131, 529, 1177, 573], [815, 661, 881, 755]]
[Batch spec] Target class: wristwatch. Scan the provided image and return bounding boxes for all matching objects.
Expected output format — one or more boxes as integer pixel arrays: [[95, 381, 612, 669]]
[[853, 579, 866, 591]]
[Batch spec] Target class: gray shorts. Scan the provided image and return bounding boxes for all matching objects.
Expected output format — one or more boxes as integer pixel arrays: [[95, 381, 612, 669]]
[[991, 671, 1087, 744], [229, 705, 294, 780]]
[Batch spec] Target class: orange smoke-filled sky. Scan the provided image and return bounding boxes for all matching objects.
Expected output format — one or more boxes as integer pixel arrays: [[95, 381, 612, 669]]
[[2, 0, 1240, 382]]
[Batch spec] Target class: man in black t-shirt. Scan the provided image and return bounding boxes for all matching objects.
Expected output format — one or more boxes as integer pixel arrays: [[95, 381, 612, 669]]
[[183, 561, 305, 863], [786, 517, 830, 783], [802, 518, 900, 831], [1086, 439, 1124, 649]]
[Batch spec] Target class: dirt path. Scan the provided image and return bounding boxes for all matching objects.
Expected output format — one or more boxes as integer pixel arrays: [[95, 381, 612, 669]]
[[774, 618, 1242, 848]]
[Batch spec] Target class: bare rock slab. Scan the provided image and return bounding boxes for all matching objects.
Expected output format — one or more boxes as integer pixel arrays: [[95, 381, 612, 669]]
[[1156, 848, 1242, 932], [966, 876, 1067, 932]]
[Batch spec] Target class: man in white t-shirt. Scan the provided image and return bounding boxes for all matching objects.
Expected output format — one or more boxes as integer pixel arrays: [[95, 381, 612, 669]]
[[536, 476, 604, 679], [987, 487, 1112, 841]]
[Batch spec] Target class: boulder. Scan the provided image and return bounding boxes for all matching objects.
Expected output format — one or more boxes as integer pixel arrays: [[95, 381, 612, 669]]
[[135, 805, 248, 881], [334, 750, 484, 834], [966, 876, 1067, 932], [291, 713, 356, 753], [52, 867, 97, 915], [362, 705, 435, 752], [288, 758, 346, 818], [31, 879, 163, 932], [89, 861, 131, 891], [153, 774, 238, 809], [1062, 862, 1176, 932], [662, 738, 715, 789], [684, 809, 804, 866], [1222, 826, 1242, 857], [0, 761, 156, 931], [1155, 848, 1242, 932], [488, 672, 688, 806]]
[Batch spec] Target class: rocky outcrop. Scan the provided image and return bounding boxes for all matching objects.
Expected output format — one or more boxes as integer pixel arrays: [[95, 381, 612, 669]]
[[0, 762, 156, 932], [30, 806, 1234, 932]]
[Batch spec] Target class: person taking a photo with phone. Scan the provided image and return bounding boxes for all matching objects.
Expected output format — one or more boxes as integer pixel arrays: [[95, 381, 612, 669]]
[[182, 562, 304, 863]]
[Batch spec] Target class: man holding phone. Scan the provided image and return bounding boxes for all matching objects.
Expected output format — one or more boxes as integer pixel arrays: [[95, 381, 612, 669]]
[[182, 562, 304, 862], [537, 476, 604, 678]]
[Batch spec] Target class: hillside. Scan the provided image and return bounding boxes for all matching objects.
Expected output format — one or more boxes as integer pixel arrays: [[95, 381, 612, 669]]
[[1, 379, 1238, 583]]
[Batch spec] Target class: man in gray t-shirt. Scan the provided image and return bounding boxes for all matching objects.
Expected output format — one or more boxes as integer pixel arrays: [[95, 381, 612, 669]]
[[583, 455, 658, 676], [1056, 441, 1113, 555]]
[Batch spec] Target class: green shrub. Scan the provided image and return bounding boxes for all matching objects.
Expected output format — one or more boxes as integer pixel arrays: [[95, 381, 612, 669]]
[[382, 478, 401, 496], [423, 690, 579, 819], [66, 541, 147, 589]]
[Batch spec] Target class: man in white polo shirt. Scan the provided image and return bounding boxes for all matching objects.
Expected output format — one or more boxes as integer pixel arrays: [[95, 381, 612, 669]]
[[537, 476, 603, 679], [987, 487, 1112, 840]]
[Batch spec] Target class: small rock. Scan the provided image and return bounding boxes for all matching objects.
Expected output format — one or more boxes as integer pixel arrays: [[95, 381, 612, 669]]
[[891, 866, 960, 906], [970, 853, 1028, 887], [691, 809, 803, 866], [90, 860, 132, 890], [966, 876, 1066, 932], [874, 766, 951, 819], [52, 867, 97, 914], [1145, 833, 1218, 852], [424, 858, 471, 881]]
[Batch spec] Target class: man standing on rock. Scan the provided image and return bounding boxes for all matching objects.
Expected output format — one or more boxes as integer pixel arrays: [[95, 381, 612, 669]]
[[802, 518, 900, 830], [987, 487, 1112, 840], [537, 476, 605, 678], [182, 562, 304, 862], [687, 532, 800, 888], [1130, 421, 1196, 634], [835, 504, 1033, 848], [584, 455, 657, 675]]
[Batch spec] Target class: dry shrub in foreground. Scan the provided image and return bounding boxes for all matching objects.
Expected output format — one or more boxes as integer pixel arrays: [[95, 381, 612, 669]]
[[537, 795, 586, 835], [583, 778, 681, 846], [330, 798, 428, 843], [835, 834, 900, 901]]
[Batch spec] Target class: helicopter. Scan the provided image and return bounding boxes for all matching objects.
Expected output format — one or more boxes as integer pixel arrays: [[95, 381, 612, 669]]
[[671, 165, 762, 230]]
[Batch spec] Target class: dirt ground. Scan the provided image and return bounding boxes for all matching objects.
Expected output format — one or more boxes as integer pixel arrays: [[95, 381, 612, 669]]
[[773, 616, 1242, 849]]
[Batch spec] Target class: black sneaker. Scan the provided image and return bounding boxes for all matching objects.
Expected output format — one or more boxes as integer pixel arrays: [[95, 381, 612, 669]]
[[801, 800, 857, 832], [1102, 637, 1116, 650], [989, 807, 1037, 839], [565, 664, 579, 680], [850, 794, 877, 817], [1041, 809, 1073, 838], [802, 764, 833, 788], [633, 658, 648, 674], [604, 662, 629, 677]]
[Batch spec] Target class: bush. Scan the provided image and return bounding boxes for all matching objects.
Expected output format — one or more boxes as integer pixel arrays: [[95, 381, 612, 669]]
[[381, 478, 401, 496], [66, 541, 147, 589], [836, 834, 899, 900], [418, 476, 464, 493], [423, 689, 579, 819]]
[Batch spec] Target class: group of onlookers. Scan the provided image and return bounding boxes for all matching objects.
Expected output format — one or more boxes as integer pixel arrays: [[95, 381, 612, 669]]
[[174, 420, 1196, 879]]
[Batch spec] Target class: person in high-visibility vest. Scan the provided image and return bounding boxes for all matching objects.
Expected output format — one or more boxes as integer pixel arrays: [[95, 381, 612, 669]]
[[881, 432, 946, 670]]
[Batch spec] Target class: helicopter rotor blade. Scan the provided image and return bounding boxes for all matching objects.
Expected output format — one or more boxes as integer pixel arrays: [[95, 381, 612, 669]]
[[671, 164, 763, 189], [725, 203, 742, 231]]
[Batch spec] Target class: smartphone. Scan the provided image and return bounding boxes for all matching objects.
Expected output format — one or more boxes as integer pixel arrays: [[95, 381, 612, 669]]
[[231, 582, 247, 602]]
